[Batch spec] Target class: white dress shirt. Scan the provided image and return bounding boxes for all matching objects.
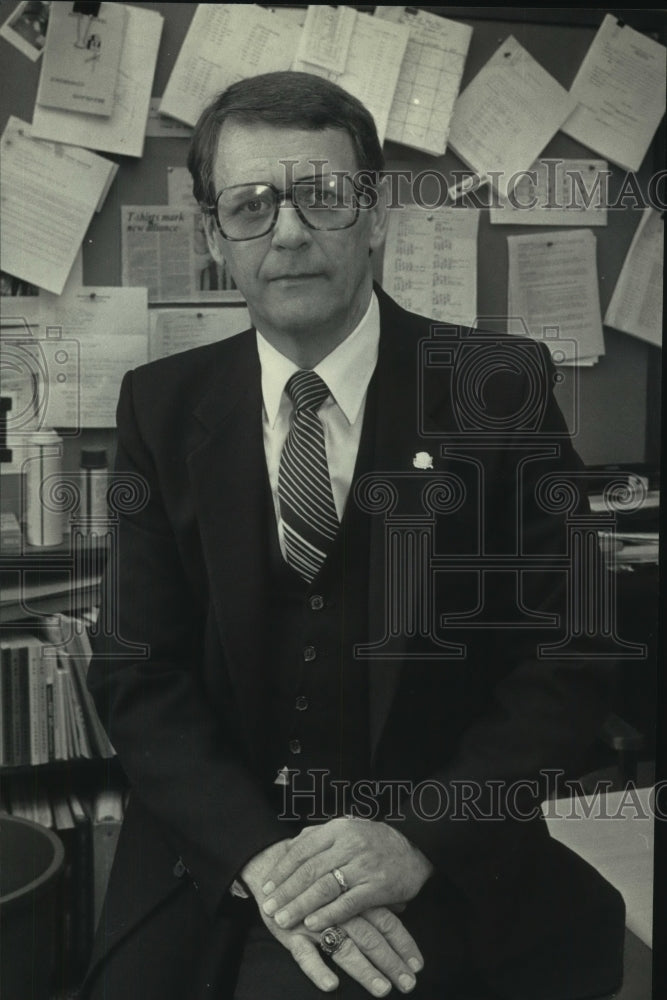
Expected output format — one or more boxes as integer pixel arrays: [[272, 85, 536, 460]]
[[256, 291, 380, 556]]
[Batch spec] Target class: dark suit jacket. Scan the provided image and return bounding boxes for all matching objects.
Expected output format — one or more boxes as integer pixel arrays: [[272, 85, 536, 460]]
[[85, 288, 624, 999]]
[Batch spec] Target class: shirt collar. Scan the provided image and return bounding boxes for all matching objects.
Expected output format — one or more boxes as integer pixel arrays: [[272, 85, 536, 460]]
[[256, 291, 380, 428]]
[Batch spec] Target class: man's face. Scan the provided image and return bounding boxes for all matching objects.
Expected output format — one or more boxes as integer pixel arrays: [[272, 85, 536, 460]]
[[204, 122, 387, 352]]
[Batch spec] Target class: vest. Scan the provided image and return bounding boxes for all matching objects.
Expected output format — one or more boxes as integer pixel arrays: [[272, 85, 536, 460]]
[[264, 375, 378, 822]]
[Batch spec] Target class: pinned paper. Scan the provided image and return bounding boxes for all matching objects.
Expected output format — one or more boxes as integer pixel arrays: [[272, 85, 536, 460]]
[[121, 206, 242, 303], [383, 207, 479, 328], [490, 159, 609, 227], [448, 37, 576, 200], [36, 1, 127, 117], [31, 5, 164, 158], [562, 15, 666, 172], [160, 5, 298, 128], [605, 209, 663, 347], [507, 229, 605, 365], [0, 118, 116, 294], [374, 6, 472, 156], [149, 307, 250, 361], [297, 6, 356, 74], [293, 8, 409, 145]]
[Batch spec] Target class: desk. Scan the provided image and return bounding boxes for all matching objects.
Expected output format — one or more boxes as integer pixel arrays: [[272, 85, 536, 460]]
[[543, 787, 654, 998]]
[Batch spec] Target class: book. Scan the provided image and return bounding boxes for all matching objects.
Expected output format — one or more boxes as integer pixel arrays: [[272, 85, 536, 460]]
[[50, 790, 77, 987], [36, 1, 127, 118], [90, 787, 124, 930], [68, 790, 94, 979], [28, 641, 48, 765]]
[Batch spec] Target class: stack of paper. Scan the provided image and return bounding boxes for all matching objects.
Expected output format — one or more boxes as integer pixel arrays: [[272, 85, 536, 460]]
[[382, 207, 480, 328], [374, 6, 472, 155], [448, 37, 577, 200], [31, 5, 163, 158], [605, 209, 663, 347], [292, 7, 410, 145], [0, 117, 116, 295], [507, 229, 605, 365], [160, 5, 298, 128], [562, 14, 666, 172]]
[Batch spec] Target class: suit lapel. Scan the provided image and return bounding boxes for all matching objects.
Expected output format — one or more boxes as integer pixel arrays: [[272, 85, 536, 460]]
[[186, 331, 270, 756], [366, 289, 453, 758]]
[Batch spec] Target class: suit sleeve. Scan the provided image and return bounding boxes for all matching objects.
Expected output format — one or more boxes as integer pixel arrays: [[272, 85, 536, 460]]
[[88, 370, 286, 917], [389, 344, 617, 898]]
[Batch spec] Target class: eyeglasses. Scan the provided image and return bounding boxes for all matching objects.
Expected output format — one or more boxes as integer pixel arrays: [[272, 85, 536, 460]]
[[205, 173, 360, 242]]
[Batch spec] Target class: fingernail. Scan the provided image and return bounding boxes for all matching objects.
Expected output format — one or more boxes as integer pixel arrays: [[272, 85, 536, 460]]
[[275, 909, 289, 927], [304, 915, 316, 929], [372, 979, 390, 996], [399, 973, 416, 991], [262, 881, 275, 894], [262, 898, 278, 916], [323, 976, 338, 991], [408, 958, 423, 973]]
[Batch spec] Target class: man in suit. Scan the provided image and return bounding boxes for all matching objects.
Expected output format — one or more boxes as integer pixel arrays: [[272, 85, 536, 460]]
[[85, 72, 625, 999]]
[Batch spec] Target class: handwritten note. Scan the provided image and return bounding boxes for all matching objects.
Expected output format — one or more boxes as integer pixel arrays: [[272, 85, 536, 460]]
[[382, 207, 480, 327], [31, 5, 163, 158], [507, 229, 605, 364], [160, 5, 298, 127], [293, 9, 409, 145], [605, 209, 663, 347], [448, 37, 576, 200], [490, 159, 608, 226], [0, 117, 116, 294], [149, 307, 250, 361], [562, 15, 666, 172], [374, 6, 472, 156]]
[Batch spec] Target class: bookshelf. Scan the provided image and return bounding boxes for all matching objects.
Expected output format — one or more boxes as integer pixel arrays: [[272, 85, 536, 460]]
[[0, 536, 126, 996]]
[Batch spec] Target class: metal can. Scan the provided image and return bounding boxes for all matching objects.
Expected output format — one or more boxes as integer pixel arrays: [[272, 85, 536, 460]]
[[24, 429, 64, 547]]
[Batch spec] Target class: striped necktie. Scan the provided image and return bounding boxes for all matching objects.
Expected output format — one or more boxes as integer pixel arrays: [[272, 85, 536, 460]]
[[278, 369, 339, 582]]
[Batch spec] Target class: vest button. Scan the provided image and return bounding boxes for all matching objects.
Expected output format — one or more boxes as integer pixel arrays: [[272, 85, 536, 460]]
[[289, 739, 302, 754], [295, 696, 308, 711], [309, 595, 325, 611], [303, 645, 317, 662]]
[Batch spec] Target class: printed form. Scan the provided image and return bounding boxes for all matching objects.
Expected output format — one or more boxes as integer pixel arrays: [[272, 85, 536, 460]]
[[507, 229, 605, 365], [293, 7, 409, 145], [160, 5, 298, 127], [0, 117, 115, 295], [383, 207, 480, 328], [562, 14, 666, 172], [374, 6, 472, 155], [448, 37, 576, 200]]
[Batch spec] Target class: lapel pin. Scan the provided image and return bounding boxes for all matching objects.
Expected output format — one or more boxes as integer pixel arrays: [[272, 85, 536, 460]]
[[413, 451, 433, 470]]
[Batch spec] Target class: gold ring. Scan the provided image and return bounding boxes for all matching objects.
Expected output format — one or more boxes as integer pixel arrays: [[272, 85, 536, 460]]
[[331, 867, 349, 893]]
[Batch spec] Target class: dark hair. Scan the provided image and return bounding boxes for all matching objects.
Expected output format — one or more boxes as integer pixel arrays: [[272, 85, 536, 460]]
[[187, 71, 384, 207]]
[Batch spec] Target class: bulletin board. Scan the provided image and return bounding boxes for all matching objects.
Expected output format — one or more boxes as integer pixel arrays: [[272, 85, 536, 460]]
[[0, 3, 663, 472]]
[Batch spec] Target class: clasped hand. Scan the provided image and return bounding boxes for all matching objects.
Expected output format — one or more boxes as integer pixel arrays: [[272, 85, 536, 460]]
[[262, 817, 434, 932], [242, 820, 433, 996]]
